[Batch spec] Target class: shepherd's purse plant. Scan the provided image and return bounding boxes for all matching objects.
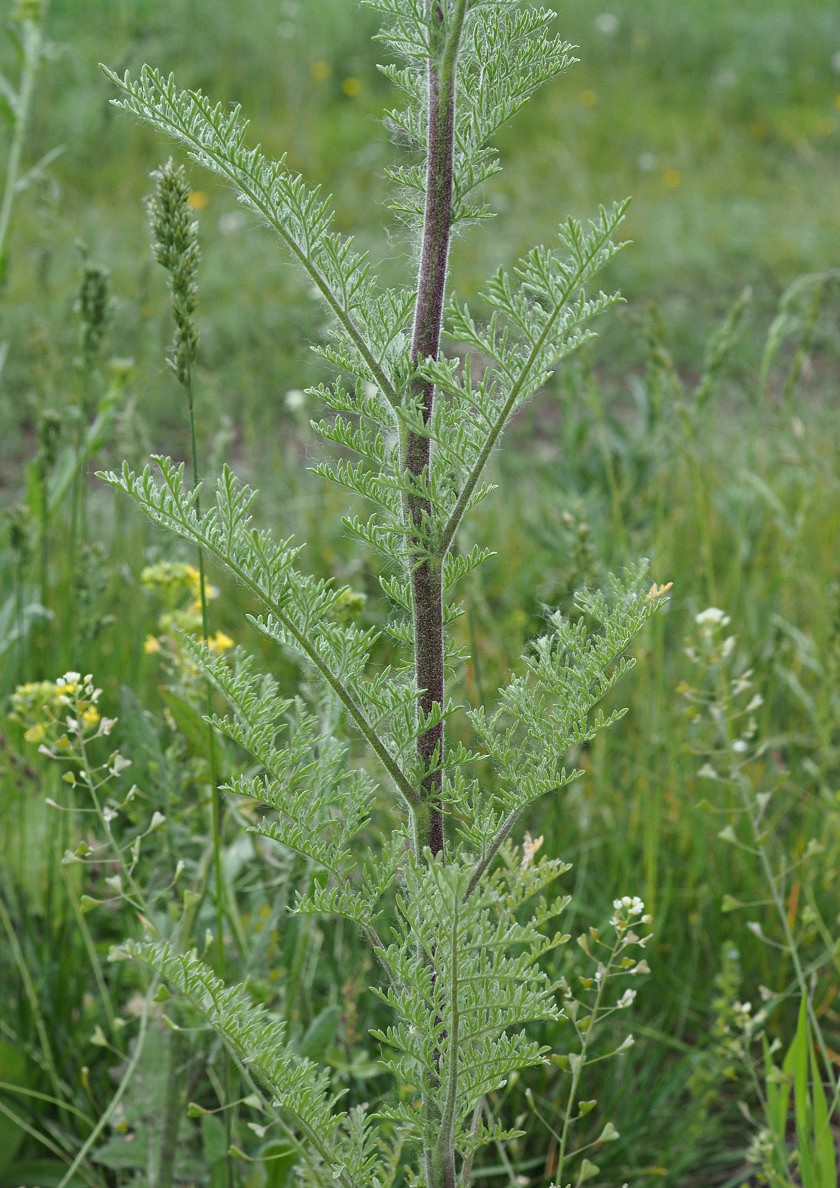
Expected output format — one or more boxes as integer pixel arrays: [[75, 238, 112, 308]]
[[99, 2, 670, 1183]]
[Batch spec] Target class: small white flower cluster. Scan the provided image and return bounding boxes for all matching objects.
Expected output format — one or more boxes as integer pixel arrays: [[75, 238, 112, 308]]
[[732, 998, 769, 1040], [745, 1127, 776, 1172], [683, 606, 738, 670], [695, 607, 730, 629], [694, 608, 736, 658], [610, 895, 652, 929], [54, 672, 116, 741]]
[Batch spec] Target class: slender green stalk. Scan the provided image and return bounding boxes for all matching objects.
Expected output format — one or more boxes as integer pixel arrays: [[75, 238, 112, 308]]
[[60, 866, 117, 1031], [0, 893, 66, 1112], [185, 312, 227, 979], [741, 777, 836, 1090], [146, 160, 226, 971], [0, 2, 46, 286], [68, 256, 110, 647], [147, 160, 235, 1186], [57, 979, 158, 1188]]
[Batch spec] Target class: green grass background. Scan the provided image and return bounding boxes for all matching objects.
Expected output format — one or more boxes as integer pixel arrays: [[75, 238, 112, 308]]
[[1, 1, 839, 1185]]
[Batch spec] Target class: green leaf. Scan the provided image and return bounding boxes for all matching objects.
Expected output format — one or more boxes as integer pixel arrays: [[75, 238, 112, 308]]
[[258, 1140, 300, 1188], [201, 1114, 228, 1165], [159, 685, 214, 757], [0, 1042, 30, 1174], [298, 1005, 342, 1064]]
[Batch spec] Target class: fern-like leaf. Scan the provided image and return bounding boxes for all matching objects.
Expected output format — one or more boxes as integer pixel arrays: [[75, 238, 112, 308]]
[[98, 457, 420, 811], [118, 941, 384, 1187], [102, 64, 400, 407], [370, 843, 568, 1158]]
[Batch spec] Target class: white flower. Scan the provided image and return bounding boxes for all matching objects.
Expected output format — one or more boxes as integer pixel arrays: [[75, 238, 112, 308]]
[[695, 607, 730, 628], [285, 388, 306, 411], [732, 739, 749, 754], [594, 12, 619, 35], [612, 895, 645, 916]]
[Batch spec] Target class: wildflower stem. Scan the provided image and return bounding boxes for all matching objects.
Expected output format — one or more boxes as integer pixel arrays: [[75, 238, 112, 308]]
[[148, 160, 227, 976], [410, 5, 468, 1185], [408, 0, 466, 867]]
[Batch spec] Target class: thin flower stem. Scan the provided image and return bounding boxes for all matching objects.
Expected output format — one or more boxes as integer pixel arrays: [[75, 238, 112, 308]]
[[556, 932, 626, 1182], [184, 361, 226, 977], [743, 779, 836, 1089]]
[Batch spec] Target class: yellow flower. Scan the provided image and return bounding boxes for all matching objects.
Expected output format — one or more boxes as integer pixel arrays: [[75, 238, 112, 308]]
[[578, 89, 598, 108], [188, 191, 209, 210], [80, 705, 101, 731], [663, 168, 683, 189], [55, 673, 80, 697], [24, 722, 47, 745], [311, 60, 331, 82], [207, 631, 234, 653], [144, 635, 162, 654], [341, 77, 362, 98]]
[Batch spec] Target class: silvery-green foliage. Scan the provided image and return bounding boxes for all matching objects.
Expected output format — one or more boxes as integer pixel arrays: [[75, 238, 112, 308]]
[[371, 841, 571, 1159], [100, 1, 668, 1181], [117, 940, 387, 1187], [370, 1, 577, 225]]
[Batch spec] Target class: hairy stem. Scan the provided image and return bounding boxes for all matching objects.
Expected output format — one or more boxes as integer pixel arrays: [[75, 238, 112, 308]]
[[411, 7, 466, 1186], [408, 0, 465, 866]]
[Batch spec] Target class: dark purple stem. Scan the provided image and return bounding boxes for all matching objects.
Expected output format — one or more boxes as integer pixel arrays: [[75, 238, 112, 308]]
[[408, 0, 458, 862]]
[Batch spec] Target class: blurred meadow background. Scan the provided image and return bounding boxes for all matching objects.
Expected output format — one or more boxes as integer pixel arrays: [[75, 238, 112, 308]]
[[1, 0, 839, 1184]]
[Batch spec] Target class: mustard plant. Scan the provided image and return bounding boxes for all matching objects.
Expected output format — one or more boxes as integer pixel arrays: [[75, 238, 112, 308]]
[[10, 670, 235, 1185], [99, 3, 670, 1183], [681, 607, 840, 1183]]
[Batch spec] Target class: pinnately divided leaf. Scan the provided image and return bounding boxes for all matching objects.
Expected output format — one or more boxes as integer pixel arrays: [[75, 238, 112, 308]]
[[101, 64, 401, 406], [118, 942, 384, 1187], [97, 457, 421, 812], [371, 843, 568, 1156]]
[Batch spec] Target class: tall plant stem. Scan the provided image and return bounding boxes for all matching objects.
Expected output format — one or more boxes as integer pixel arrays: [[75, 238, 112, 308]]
[[183, 357, 235, 1188], [184, 364, 225, 976], [408, 0, 465, 865], [0, 6, 45, 286], [409, 7, 467, 1185]]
